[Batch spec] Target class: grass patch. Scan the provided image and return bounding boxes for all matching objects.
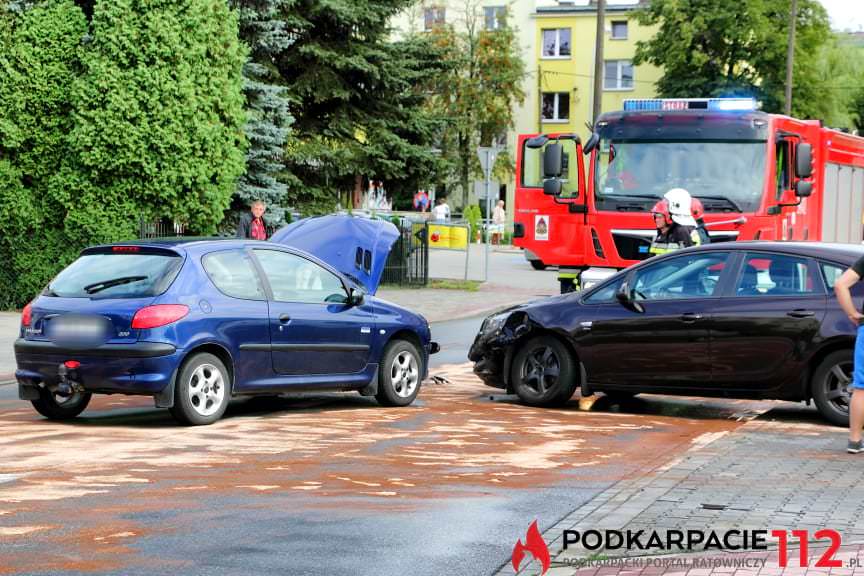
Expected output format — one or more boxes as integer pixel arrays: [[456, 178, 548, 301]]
[[429, 279, 481, 291]]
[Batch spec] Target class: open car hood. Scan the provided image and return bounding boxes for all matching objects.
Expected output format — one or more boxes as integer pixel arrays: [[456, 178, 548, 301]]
[[270, 215, 399, 295]]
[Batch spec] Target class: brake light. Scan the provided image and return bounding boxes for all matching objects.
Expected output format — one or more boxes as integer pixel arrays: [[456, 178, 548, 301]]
[[21, 302, 32, 328], [113, 246, 140, 253], [64, 361, 80, 369], [131, 304, 189, 329]]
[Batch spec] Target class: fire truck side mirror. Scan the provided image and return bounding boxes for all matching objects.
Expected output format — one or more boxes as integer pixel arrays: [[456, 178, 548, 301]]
[[795, 143, 813, 179], [794, 180, 813, 198], [543, 143, 563, 178], [543, 179, 562, 196]]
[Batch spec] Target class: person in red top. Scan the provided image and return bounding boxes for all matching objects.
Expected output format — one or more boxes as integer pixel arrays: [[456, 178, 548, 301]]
[[237, 200, 269, 240]]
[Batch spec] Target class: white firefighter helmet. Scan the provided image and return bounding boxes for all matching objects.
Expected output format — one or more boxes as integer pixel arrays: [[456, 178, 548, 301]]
[[663, 188, 697, 227]]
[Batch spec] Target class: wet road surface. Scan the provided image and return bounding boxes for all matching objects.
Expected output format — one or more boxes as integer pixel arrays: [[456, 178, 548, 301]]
[[0, 316, 810, 575]]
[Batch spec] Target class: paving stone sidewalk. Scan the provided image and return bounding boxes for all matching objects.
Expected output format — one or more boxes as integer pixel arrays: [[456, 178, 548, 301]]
[[497, 417, 864, 576]]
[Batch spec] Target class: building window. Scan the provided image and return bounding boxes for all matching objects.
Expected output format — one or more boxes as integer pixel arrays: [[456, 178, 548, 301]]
[[604, 60, 634, 90], [541, 92, 570, 122], [424, 6, 445, 31], [611, 21, 628, 40], [542, 28, 571, 58], [484, 6, 506, 30]]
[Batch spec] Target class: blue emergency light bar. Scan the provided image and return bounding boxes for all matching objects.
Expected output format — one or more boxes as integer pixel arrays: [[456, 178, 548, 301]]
[[623, 98, 758, 112]]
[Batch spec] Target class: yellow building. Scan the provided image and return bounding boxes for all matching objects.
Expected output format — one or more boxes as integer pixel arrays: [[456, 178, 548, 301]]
[[532, 0, 661, 142]]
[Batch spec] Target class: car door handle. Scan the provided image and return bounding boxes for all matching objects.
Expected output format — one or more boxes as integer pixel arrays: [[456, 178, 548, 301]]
[[279, 314, 291, 323], [787, 309, 815, 318], [680, 313, 703, 323]]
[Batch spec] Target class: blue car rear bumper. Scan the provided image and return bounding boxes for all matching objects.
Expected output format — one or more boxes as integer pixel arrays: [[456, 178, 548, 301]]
[[14, 338, 182, 397]]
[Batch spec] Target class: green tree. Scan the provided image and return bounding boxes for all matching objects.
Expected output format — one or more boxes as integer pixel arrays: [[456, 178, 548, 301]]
[[0, 0, 247, 308], [229, 0, 293, 226], [68, 0, 247, 238], [851, 88, 864, 132], [421, 0, 525, 208], [277, 0, 454, 212], [0, 1, 88, 308], [633, 0, 831, 118]]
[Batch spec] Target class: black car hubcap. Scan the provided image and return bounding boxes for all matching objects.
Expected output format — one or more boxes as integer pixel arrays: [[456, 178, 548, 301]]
[[825, 360, 853, 414], [521, 346, 560, 395]]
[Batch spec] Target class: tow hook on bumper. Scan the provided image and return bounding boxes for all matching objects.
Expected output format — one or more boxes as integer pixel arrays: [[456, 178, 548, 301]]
[[55, 363, 85, 397]]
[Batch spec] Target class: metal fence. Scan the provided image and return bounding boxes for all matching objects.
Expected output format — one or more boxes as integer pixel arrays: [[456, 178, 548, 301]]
[[381, 220, 429, 287], [138, 215, 429, 288]]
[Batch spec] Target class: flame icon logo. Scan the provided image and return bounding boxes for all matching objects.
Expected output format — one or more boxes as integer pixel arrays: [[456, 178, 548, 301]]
[[512, 520, 551, 574]]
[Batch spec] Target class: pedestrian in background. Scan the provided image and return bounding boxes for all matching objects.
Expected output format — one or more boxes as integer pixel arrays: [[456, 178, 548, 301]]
[[834, 260, 864, 453], [491, 199, 506, 245], [432, 197, 450, 222], [237, 199, 269, 240]]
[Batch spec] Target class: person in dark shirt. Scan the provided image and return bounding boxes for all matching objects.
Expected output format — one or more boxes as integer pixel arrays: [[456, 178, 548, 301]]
[[237, 200, 269, 240], [648, 199, 694, 256], [834, 256, 864, 453]]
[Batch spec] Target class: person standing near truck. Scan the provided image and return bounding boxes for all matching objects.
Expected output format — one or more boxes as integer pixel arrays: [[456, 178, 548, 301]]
[[833, 260, 864, 453]]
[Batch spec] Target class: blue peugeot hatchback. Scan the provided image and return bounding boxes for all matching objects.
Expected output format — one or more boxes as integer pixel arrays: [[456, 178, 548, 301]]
[[15, 216, 437, 425]]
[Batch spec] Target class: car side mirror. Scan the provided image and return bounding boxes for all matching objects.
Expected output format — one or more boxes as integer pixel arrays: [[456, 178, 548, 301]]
[[795, 142, 812, 178], [543, 142, 563, 178], [349, 287, 365, 307], [615, 282, 644, 313], [583, 132, 600, 154], [543, 179, 562, 196], [794, 180, 812, 197]]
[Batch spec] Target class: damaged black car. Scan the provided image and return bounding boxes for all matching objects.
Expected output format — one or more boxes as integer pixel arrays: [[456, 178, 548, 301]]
[[468, 242, 864, 426]]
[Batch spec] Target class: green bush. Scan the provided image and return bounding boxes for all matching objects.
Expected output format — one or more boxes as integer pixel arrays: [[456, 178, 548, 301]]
[[464, 204, 482, 241], [0, 0, 247, 309]]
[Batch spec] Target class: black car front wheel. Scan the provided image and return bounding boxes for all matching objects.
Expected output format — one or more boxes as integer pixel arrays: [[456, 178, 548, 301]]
[[812, 350, 853, 427], [31, 388, 91, 420], [511, 335, 577, 406]]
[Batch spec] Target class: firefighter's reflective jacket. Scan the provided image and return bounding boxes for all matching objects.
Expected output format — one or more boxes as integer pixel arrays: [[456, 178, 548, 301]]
[[649, 224, 698, 256]]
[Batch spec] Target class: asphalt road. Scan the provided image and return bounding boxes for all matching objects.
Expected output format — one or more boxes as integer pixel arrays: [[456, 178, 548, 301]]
[[0, 315, 775, 576]]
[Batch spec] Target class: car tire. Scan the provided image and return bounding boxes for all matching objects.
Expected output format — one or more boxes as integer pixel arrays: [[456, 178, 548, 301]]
[[511, 335, 577, 407], [169, 353, 230, 426], [377, 339, 422, 407], [811, 349, 853, 427], [530, 260, 547, 271], [31, 388, 91, 420]]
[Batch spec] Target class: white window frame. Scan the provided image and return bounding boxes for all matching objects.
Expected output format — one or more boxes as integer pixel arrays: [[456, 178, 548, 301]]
[[541, 28, 571, 59], [610, 20, 628, 40], [603, 59, 634, 91], [541, 92, 570, 123], [484, 6, 506, 31]]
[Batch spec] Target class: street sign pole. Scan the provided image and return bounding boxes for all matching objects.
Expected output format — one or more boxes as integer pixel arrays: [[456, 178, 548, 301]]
[[477, 147, 497, 283]]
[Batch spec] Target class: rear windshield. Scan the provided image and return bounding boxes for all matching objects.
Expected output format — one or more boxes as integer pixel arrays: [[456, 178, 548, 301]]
[[46, 251, 183, 298]]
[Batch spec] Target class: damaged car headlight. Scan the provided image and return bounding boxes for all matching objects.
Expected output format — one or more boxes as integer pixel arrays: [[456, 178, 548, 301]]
[[481, 313, 509, 336]]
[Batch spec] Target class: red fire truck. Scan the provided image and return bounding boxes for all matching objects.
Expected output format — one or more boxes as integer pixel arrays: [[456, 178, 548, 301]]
[[513, 97, 864, 292]]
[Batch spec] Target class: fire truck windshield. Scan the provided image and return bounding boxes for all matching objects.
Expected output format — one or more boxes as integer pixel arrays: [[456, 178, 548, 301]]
[[594, 139, 767, 213]]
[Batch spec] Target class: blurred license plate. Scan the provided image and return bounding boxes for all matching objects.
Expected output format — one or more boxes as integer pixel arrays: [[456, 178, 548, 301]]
[[47, 315, 111, 347]]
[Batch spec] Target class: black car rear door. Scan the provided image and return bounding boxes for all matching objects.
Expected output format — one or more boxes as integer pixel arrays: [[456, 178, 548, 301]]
[[709, 251, 827, 392], [579, 251, 733, 389]]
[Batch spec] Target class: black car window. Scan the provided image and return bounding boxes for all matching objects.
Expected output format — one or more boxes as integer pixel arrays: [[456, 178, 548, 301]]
[[253, 249, 348, 304], [820, 262, 845, 290], [736, 253, 819, 297], [202, 250, 265, 300], [632, 253, 730, 301], [47, 251, 182, 298], [583, 277, 624, 303]]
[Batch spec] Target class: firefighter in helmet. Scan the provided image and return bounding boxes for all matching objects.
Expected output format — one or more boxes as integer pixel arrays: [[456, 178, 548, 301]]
[[649, 190, 699, 256], [690, 197, 711, 245]]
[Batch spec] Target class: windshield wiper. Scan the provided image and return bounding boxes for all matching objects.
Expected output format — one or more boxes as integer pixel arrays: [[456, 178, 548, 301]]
[[696, 196, 743, 212], [84, 275, 148, 294], [597, 193, 660, 200]]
